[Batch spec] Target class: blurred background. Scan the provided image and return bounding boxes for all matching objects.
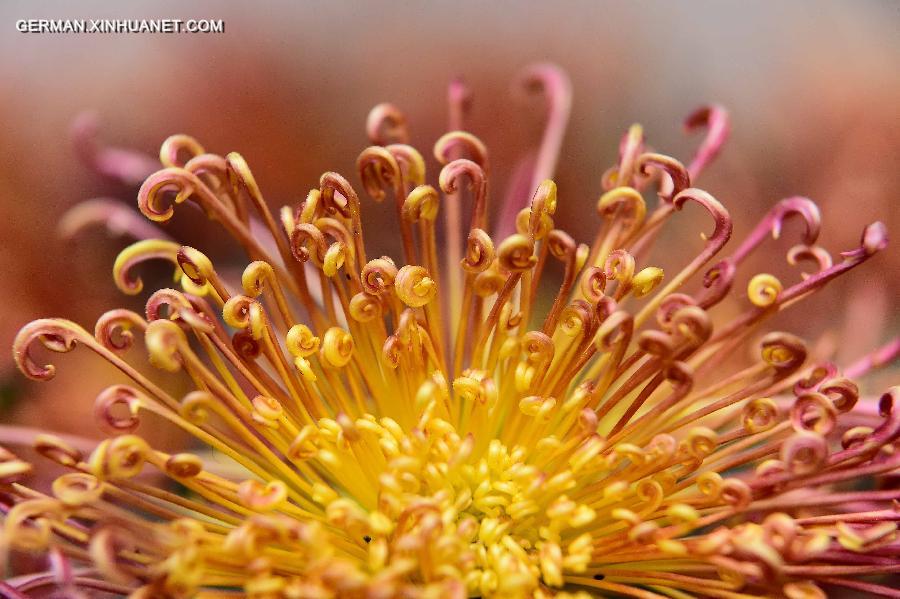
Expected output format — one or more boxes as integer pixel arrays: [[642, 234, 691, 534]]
[[0, 0, 897, 438]]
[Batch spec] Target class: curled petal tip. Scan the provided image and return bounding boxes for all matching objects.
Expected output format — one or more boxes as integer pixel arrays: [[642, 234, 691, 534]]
[[838, 221, 888, 261], [770, 196, 821, 244], [433, 131, 489, 169], [447, 77, 472, 110], [637, 153, 691, 200], [71, 112, 158, 185], [672, 188, 733, 246], [862, 221, 888, 255], [59, 198, 171, 242], [514, 62, 572, 102], [684, 104, 731, 179], [366, 103, 409, 146], [13, 319, 84, 381]]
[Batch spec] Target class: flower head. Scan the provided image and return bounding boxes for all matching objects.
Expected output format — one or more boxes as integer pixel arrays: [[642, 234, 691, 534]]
[[3, 66, 898, 598]]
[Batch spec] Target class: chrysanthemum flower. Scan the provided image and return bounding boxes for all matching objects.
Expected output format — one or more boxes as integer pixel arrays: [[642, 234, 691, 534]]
[[3, 66, 898, 598]]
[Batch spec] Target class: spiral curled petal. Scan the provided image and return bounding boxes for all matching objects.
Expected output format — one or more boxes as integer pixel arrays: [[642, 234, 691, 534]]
[[395, 265, 437, 308], [321, 327, 354, 368], [366, 103, 409, 146], [461, 228, 495, 273], [113, 239, 181, 295], [433, 131, 488, 168], [357, 146, 402, 202], [497, 234, 536, 272], [362, 257, 398, 295], [402, 185, 439, 222]]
